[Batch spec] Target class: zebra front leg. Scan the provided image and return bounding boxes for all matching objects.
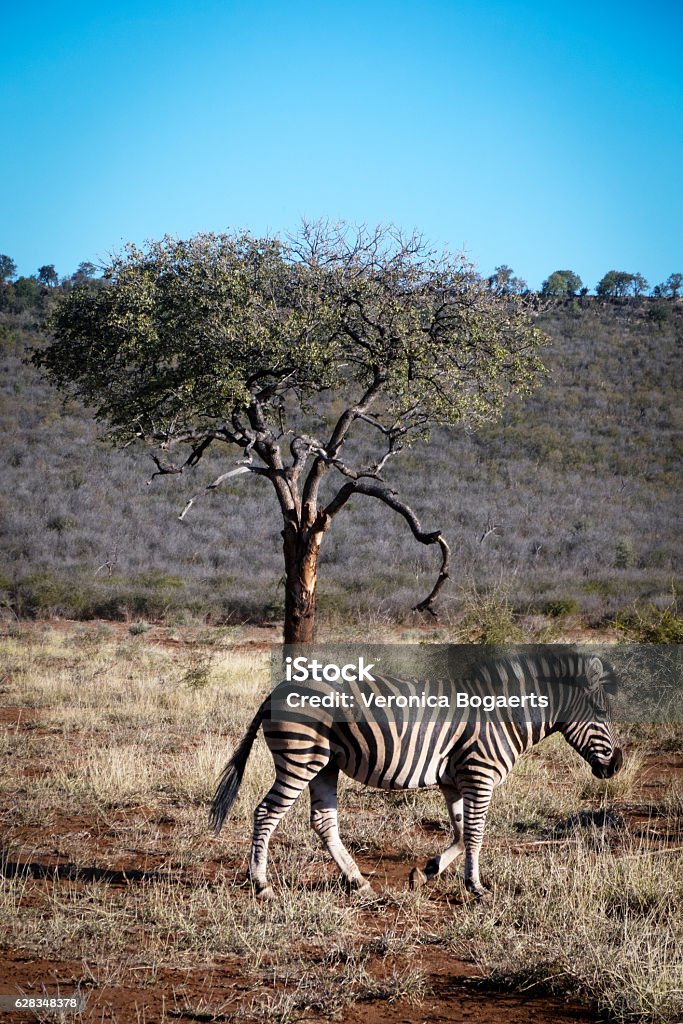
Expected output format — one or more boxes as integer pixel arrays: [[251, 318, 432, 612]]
[[309, 765, 373, 894], [409, 785, 464, 889], [461, 779, 495, 898]]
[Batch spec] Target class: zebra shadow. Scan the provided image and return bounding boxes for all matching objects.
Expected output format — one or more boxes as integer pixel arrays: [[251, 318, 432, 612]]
[[0, 858, 183, 887], [541, 809, 627, 849]]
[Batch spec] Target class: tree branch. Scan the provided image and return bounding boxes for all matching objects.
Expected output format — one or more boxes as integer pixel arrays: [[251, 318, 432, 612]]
[[178, 464, 267, 521], [147, 454, 184, 484], [242, 396, 300, 520], [301, 372, 385, 515], [308, 442, 403, 481], [321, 479, 451, 617], [479, 519, 501, 543]]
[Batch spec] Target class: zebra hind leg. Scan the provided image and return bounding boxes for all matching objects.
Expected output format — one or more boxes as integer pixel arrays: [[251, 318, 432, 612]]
[[249, 762, 326, 900], [409, 785, 464, 890], [309, 765, 373, 894]]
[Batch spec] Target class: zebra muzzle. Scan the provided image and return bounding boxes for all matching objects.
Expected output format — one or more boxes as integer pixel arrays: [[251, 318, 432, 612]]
[[591, 748, 623, 779]]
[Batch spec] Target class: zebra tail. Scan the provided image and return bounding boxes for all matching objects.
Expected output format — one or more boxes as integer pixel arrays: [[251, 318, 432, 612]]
[[209, 698, 269, 834]]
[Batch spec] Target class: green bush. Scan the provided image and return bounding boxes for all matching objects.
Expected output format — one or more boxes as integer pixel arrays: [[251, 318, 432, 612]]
[[9, 572, 91, 618], [182, 652, 212, 689], [456, 581, 524, 643], [614, 538, 636, 569], [541, 597, 579, 618], [614, 603, 683, 643], [128, 620, 151, 635], [134, 570, 185, 590], [46, 514, 77, 533], [581, 579, 617, 597]]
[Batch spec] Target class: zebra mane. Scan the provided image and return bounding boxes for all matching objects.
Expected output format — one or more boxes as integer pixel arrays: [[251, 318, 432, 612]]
[[471, 652, 618, 704]]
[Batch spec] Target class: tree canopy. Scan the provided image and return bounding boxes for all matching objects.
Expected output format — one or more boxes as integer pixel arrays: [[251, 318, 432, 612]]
[[486, 264, 527, 295], [34, 223, 547, 640], [0, 255, 17, 284], [37, 264, 59, 287], [656, 272, 682, 299], [596, 270, 649, 298], [541, 270, 582, 296]]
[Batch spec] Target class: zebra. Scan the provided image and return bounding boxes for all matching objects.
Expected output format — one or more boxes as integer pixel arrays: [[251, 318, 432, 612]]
[[210, 652, 623, 899]]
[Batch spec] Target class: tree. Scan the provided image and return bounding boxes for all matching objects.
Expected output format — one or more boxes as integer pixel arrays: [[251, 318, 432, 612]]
[[598, 270, 626, 299], [630, 273, 649, 297], [37, 264, 59, 287], [0, 255, 17, 284], [33, 224, 546, 642], [657, 272, 682, 299], [487, 264, 527, 295], [596, 270, 648, 298], [540, 270, 582, 297], [8, 276, 42, 311], [71, 261, 99, 283]]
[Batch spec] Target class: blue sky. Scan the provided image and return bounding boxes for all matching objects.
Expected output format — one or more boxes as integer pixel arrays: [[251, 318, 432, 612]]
[[2, 0, 681, 290]]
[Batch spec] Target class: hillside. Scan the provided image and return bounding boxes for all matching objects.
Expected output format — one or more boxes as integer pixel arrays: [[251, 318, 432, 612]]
[[0, 298, 680, 634]]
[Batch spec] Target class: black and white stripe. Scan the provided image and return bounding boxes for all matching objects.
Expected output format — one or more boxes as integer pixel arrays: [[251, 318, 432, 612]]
[[211, 652, 623, 899]]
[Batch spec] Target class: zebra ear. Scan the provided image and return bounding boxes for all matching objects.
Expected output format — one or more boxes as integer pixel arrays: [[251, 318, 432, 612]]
[[584, 657, 603, 693]]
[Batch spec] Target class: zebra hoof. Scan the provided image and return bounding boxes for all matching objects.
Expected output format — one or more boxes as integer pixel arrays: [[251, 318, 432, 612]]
[[255, 885, 276, 901], [353, 879, 374, 896], [466, 884, 491, 901], [409, 867, 427, 890]]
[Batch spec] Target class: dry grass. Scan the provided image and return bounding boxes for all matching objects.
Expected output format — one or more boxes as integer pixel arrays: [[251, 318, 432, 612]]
[[441, 840, 683, 1024], [1, 623, 681, 1022]]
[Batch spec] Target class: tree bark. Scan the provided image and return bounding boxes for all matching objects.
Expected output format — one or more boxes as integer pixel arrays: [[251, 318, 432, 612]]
[[282, 523, 324, 643]]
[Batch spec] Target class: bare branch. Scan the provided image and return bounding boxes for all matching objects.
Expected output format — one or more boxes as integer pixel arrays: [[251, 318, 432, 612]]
[[356, 409, 420, 435], [94, 544, 119, 577], [309, 443, 403, 482], [178, 464, 267, 522], [479, 519, 501, 544], [373, 446, 403, 476], [320, 479, 451, 617], [147, 454, 184, 484], [177, 497, 196, 521], [301, 372, 385, 513], [185, 436, 214, 468], [289, 435, 324, 481]]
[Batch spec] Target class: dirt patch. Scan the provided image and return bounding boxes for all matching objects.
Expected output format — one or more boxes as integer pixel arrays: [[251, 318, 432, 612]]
[[0, 948, 602, 1024]]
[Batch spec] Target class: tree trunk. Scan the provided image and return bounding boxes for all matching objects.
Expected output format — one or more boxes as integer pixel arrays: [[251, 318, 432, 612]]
[[282, 524, 323, 643]]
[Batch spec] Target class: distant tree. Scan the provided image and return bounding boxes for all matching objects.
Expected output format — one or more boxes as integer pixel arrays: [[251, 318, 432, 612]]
[[630, 273, 649, 297], [33, 224, 546, 642], [658, 272, 682, 299], [596, 271, 635, 298], [71, 261, 99, 283], [648, 299, 672, 325], [487, 265, 527, 295], [540, 270, 583, 297], [8, 276, 43, 311], [37, 264, 59, 287], [0, 255, 17, 284]]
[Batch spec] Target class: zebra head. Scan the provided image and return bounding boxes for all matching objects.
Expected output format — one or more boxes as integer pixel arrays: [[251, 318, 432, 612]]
[[557, 656, 623, 779]]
